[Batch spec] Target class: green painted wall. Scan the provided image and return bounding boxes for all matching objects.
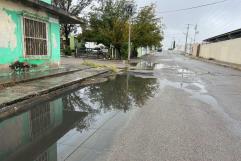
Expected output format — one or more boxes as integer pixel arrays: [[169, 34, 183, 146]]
[[0, 4, 60, 66], [0, 9, 23, 64], [50, 22, 61, 64], [41, 0, 52, 4]]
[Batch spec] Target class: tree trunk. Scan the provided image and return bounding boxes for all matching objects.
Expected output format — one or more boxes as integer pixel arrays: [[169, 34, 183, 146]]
[[116, 48, 122, 60], [132, 47, 138, 58], [64, 25, 70, 48]]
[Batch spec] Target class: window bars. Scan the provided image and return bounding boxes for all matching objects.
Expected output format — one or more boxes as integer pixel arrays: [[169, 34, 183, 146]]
[[24, 18, 48, 56], [30, 103, 51, 139]]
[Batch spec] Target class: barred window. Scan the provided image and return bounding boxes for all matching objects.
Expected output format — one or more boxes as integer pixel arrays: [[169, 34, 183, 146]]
[[24, 18, 48, 56], [34, 152, 48, 161], [30, 103, 51, 139]]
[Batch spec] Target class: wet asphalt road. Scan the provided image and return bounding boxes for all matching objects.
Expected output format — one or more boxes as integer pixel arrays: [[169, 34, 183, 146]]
[[2, 52, 240, 161], [67, 51, 241, 161]]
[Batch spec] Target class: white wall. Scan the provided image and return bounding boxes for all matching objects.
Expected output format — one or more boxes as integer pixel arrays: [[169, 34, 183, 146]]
[[137, 47, 151, 57], [199, 38, 241, 65]]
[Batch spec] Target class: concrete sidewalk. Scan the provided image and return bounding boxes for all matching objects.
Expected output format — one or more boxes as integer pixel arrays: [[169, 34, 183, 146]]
[[0, 65, 90, 88], [61, 56, 140, 69], [0, 68, 108, 110]]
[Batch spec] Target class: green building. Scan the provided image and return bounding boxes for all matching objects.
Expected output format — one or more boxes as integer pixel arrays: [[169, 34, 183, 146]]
[[0, 0, 81, 69]]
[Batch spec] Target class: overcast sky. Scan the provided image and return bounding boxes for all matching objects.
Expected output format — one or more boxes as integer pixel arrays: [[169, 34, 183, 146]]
[[135, 0, 241, 48]]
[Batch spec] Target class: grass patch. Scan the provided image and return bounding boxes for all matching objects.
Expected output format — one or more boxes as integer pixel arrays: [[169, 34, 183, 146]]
[[83, 61, 118, 73]]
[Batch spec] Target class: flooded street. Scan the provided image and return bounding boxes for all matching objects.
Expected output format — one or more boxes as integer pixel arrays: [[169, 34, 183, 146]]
[[0, 73, 159, 161], [1, 52, 241, 161]]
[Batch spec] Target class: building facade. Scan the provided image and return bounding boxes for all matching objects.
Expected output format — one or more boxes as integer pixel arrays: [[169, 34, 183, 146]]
[[0, 0, 80, 69]]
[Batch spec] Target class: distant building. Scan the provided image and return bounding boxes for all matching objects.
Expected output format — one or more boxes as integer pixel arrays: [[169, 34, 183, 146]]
[[0, 0, 81, 69], [203, 28, 241, 43]]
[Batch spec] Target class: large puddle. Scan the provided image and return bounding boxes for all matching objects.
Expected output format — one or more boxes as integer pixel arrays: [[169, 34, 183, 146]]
[[0, 74, 159, 161], [2, 57, 235, 161]]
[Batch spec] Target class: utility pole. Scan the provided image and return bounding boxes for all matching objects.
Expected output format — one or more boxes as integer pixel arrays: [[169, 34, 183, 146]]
[[190, 38, 193, 54], [128, 19, 131, 62], [193, 24, 198, 44], [126, 2, 134, 63], [173, 39, 176, 50], [184, 24, 190, 54]]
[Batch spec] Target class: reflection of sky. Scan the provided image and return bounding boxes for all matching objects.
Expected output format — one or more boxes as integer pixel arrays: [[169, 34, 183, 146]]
[[136, 0, 241, 48]]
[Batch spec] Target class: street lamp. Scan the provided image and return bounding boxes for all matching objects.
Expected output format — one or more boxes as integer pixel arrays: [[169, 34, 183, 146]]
[[125, 2, 134, 63]]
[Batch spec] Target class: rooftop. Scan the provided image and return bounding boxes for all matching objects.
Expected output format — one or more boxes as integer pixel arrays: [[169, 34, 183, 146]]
[[203, 28, 241, 43], [18, 0, 82, 24]]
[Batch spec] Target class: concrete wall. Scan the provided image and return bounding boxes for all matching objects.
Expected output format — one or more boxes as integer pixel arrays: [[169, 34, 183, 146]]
[[137, 46, 151, 57], [0, 0, 60, 67], [197, 38, 241, 64], [192, 44, 200, 57]]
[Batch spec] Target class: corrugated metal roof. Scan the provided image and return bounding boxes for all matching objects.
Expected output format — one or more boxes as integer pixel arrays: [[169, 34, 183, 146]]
[[203, 28, 241, 43], [18, 0, 82, 24]]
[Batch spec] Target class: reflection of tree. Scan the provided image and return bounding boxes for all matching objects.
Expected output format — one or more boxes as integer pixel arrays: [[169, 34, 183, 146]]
[[62, 91, 101, 132], [128, 75, 159, 107], [62, 74, 159, 131], [88, 75, 132, 112]]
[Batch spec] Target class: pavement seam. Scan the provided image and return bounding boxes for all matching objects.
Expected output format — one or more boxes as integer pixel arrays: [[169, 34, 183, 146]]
[[64, 111, 120, 161]]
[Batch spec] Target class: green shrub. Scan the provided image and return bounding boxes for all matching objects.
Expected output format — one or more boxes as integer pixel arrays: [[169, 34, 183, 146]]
[[121, 43, 128, 59], [63, 47, 72, 56]]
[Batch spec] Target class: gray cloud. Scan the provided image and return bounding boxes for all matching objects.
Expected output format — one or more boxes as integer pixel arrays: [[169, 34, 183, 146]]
[[136, 0, 241, 48]]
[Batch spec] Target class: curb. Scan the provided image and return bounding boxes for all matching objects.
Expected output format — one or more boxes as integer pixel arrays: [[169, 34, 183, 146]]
[[187, 55, 241, 71]]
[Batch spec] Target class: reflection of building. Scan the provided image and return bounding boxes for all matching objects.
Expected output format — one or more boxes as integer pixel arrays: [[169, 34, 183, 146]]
[[0, 98, 87, 161]]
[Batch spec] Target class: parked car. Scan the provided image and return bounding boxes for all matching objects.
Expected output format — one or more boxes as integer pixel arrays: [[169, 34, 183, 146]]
[[92, 47, 102, 54], [157, 48, 163, 52]]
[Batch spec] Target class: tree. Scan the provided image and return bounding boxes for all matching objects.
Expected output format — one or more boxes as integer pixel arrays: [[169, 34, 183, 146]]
[[83, 1, 163, 59], [132, 4, 164, 57], [83, 0, 132, 59], [53, 0, 93, 47]]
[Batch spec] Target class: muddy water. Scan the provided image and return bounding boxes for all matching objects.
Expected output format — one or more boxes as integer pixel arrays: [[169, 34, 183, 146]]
[[0, 74, 159, 161]]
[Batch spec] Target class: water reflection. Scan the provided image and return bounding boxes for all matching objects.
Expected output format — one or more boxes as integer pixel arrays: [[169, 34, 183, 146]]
[[64, 74, 158, 111], [0, 74, 159, 161], [0, 98, 87, 161]]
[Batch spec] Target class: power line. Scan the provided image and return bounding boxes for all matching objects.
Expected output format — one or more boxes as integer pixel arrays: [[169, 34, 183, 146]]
[[158, 0, 231, 14], [202, 0, 241, 39]]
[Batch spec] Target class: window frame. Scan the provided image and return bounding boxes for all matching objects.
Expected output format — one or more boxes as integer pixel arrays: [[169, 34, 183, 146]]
[[22, 16, 50, 59]]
